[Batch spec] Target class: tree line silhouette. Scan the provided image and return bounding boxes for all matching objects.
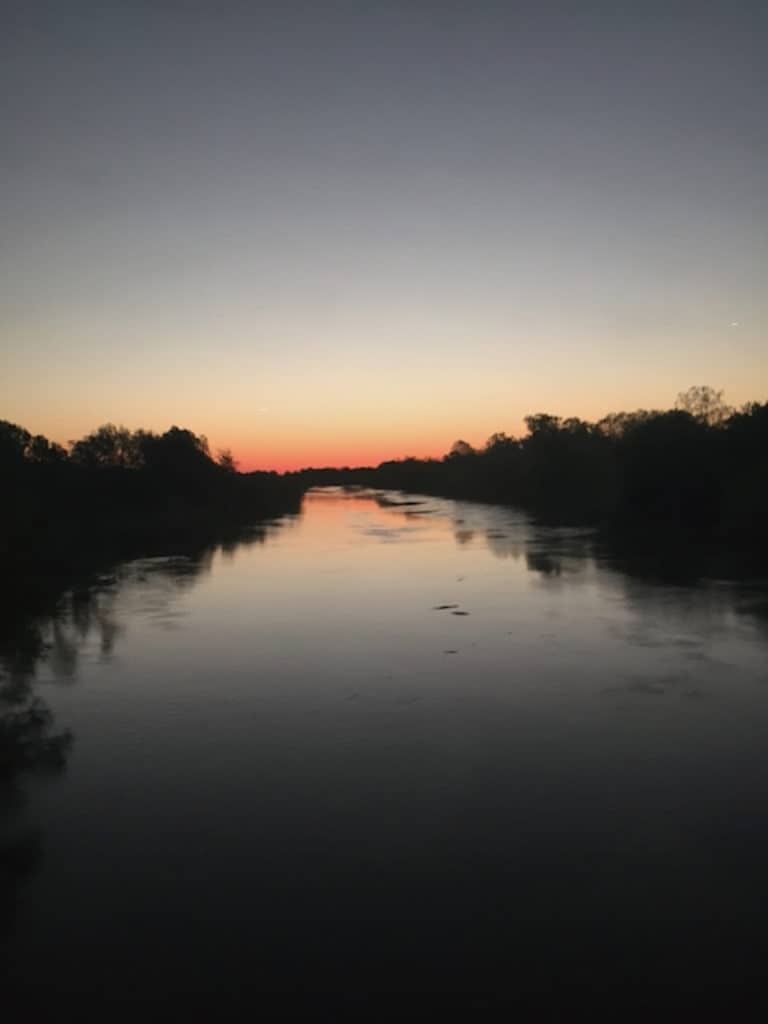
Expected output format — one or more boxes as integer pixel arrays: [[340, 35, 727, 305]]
[[4, 387, 766, 590], [302, 387, 767, 544], [1, 420, 304, 592]]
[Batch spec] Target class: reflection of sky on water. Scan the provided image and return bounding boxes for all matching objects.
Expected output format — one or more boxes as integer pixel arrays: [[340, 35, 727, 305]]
[[7, 486, 764, 706], [3, 487, 768, 1006]]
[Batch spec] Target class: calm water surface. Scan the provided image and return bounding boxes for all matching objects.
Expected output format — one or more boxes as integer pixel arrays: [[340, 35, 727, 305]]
[[3, 489, 768, 1009]]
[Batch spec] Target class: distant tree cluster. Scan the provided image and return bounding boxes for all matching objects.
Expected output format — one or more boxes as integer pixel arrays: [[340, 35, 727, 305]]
[[67, 423, 240, 473], [1, 419, 302, 580], [0, 420, 248, 478], [0, 421, 68, 467]]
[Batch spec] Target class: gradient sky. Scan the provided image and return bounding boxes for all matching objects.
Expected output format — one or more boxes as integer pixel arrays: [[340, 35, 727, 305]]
[[2, 0, 766, 470]]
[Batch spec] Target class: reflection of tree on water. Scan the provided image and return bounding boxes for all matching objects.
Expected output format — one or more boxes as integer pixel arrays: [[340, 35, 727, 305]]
[[1, 614, 73, 939], [526, 551, 563, 577], [523, 533, 593, 578], [0, 529, 276, 946], [0, 601, 74, 768], [4, 524, 283, 691], [455, 529, 475, 546], [484, 530, 522, 561], [516, 523, 768, 637]]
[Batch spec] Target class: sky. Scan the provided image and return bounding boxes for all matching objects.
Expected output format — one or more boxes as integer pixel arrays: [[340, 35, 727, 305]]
[[2, 0, 766, 470]]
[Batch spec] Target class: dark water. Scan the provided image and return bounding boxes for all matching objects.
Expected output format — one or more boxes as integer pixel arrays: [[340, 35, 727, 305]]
[[2, 489, 768, 1011]]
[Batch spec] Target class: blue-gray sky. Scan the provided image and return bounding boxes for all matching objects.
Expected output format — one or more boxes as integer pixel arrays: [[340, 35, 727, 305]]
[[2, 0, 765, 468]]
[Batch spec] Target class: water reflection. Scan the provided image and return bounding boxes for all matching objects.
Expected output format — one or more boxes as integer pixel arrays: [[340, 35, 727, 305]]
[[2, 490, 767, 1008], [379, 486, 766, 630], [0, 519, 294, 954], [1, 619, 72, 942], [526, 550, 562, 576], [483, 529, 521, 560]]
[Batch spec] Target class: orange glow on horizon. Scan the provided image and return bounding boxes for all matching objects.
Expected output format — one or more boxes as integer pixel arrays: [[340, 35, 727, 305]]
[[226, 416, 534, 473], [236, 442, 448, 474], [21, 381, 768, 478]]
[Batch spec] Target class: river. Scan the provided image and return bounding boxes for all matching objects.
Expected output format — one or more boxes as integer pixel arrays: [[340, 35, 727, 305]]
[[2, 488, 767, 1010]]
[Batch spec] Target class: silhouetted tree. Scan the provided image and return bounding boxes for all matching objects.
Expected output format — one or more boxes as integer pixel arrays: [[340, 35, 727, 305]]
[[484, 432, 517, 454], [70, 424, 143, 469], [217, 448, 238, 472], [27, 435, 67, 464], [524, 413, 562, 436], [615, 409, 721, 528], [2, 418, 305, 579], [676, 385, 732, 426], [597, 410, 652, 438], [0, 421, 32, 469], [138, 427, 214, 478], [447, 439, 476, 459]]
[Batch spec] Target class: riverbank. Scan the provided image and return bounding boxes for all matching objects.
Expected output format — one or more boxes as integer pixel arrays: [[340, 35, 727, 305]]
[[2, 463, 306, 611], [299, 398, 768, 557]]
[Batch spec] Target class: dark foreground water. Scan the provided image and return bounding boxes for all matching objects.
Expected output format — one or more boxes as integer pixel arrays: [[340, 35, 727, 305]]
[[2, 489, 768, 1012]]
